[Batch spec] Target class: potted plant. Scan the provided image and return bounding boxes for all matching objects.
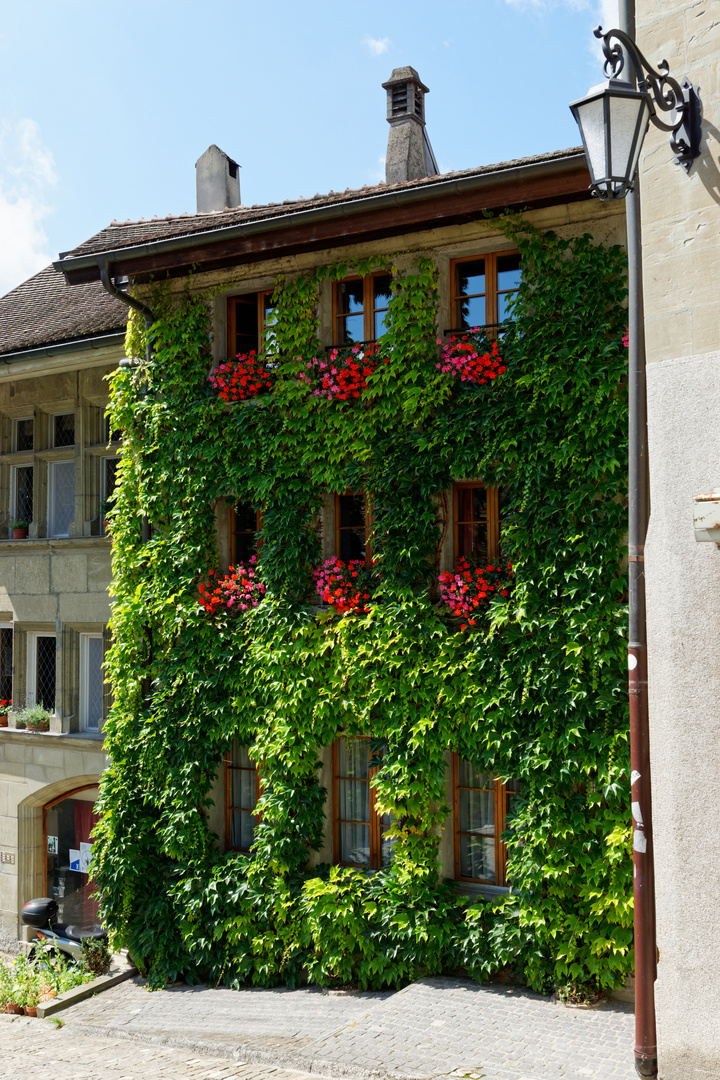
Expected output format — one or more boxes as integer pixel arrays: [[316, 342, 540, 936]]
[[9, 519, 29, 540], [18, 704, 52, 732], [0, 699, 11, 727]]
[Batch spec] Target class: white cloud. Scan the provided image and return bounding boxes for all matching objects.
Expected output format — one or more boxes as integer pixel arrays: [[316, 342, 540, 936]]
[[363, 36, 391, 57], [0, 119, 57, 296]]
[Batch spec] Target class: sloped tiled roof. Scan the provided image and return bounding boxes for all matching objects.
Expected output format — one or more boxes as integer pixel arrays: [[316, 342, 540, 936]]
[[0, 265, 127, 356], [61, 148, 585, 261]]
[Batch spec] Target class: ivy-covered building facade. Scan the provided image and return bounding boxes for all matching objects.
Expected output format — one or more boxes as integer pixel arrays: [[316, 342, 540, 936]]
[[49, 70, 632, 994]]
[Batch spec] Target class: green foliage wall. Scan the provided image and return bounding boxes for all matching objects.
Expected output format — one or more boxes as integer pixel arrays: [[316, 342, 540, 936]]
[[94, 219, 632, 994]]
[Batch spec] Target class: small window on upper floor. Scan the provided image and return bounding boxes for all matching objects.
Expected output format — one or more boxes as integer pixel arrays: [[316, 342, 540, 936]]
[[231, 501, 260, 564], [451, 252, 521, 332], [335, 492, 371, 563], [453, 483, 503, 565], [53, 413, 75, 449], [226, 292, 276, 358], [333, 274, 392, 345], [48, 460, 75, 538], [105, 416, 122, 445], [14, 417, 33, 452], [11, 465, 33, 527]]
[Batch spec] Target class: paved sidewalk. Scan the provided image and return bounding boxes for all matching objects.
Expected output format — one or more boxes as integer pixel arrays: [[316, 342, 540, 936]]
[[0, 1013, 321, 1080], [41, 974, 636, 1080]]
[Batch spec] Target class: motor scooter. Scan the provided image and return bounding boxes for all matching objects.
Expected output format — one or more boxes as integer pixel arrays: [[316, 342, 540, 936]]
[[21, 897, 108, 965]]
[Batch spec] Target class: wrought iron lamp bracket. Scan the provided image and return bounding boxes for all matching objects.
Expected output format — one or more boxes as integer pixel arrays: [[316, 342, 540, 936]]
[[594, 25, 702, 172]]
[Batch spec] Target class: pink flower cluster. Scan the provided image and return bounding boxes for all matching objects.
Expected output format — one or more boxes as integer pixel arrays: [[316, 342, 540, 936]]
[[622, 329, 629, 348], [298, 342, 385, 401], [198, 556, 265, 616], [438, 557, 513, 630], [436, 335, 506, 384], [313, 556, 376, 614]]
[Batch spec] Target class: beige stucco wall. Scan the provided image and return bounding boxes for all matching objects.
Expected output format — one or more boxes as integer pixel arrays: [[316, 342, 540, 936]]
[[635, 4, 720, 1078]]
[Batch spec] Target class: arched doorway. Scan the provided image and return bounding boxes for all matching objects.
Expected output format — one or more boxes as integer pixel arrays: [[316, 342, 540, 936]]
[[44, 785, 100, 930], [16, 774, 103, 939]]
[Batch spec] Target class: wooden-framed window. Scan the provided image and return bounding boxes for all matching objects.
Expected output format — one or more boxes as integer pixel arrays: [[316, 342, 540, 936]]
[[333, 736, 393, 870], [333, 273, 392, 345], [453, 482, 501, 565], [225, 741, 258, 853], [450, 252, 521, 331], [226, 291, 276, 357], [453, 755, 520, 886], [335, 492, 371, 563], [230, 501, 261, 564]]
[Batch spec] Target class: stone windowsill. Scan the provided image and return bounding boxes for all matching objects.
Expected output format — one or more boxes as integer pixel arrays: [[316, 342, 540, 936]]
[[0, 728, 105, 749], [0, 537, 110, 550]]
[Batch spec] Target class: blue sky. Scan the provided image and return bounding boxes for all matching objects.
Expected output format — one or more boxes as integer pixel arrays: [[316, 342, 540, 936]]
[[0, 0, 616, 295]]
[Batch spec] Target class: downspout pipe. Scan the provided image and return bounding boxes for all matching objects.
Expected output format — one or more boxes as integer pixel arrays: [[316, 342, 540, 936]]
[[618, 0, 658, 1075], [99, 259, 155, 365], [98, 259, 153, 548]]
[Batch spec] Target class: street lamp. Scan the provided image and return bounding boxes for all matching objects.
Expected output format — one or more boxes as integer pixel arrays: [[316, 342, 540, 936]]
[[570, 26, 702, 199], [570, 23, 703, 1080]]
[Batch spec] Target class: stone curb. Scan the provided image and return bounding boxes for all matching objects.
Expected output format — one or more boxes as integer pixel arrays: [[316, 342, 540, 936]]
[[36, 963, 137, 1018]]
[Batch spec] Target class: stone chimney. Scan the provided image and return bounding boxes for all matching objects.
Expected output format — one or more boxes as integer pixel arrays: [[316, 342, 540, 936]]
[[195, 145, 241, 213], [382, 67, 439, 184]]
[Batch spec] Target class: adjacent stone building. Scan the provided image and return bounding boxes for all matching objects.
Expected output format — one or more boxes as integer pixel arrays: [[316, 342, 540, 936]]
[[0, 268, 125, 948], [635, 3, 720, 1077]]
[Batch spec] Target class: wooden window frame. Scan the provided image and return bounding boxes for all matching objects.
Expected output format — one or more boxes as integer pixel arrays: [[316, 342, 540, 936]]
[[453, 482, 500, 565], [332, 272, 392, 346], [452, 755, 513, 886], [332, 736, 389, 871], [225, 743, 260, 853], [226, 290, 275, 359], [334, 491, 373, 565], [449, 250, 521, 333], [229, 502, 262, 566]]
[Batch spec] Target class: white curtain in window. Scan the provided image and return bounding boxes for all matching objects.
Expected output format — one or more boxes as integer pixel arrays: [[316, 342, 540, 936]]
[[81, 634, 104, 730], [49, 461, 75, 537]]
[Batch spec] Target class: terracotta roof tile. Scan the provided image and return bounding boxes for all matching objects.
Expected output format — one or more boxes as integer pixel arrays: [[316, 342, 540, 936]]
[[0, 265, 126, 356], [62, 148, 584, 260]]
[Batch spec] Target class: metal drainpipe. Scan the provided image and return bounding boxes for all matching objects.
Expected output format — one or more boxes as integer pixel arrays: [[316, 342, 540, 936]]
[[617, 1, 658, 1076], [98, 260, 154, 546]]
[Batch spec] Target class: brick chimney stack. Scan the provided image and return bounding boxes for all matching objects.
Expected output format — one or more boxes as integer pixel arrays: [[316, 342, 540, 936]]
[[382, 67, 439, 184]]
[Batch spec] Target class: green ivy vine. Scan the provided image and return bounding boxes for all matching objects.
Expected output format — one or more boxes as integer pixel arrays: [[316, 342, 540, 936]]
[[93, 217, 632, 996]]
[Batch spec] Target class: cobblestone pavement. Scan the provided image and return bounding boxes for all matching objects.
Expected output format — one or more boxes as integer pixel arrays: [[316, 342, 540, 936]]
[[0, 1014, 322, 1080], [31, 974, 636, 1080]]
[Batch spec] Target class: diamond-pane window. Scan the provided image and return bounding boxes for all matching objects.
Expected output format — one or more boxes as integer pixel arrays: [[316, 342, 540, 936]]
[[35, 636, 56, 711], [53, 414, 75, 448], [105, 459, 119, 502], [13, 466, 33, 524], [49, 461, 75, 537], [0, 627, 12, 702]]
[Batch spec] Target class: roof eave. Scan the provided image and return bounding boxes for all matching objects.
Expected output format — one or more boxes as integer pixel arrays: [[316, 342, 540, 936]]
[[54, 151, 591, 285]]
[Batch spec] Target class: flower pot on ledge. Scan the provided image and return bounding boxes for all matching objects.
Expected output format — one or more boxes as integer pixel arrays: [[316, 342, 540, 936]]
[[12, 528, 27, 540], [0, 714, 7, 727]]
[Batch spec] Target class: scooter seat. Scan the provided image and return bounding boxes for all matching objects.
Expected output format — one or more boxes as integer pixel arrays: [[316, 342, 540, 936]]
[[58, 925, 108, 943]]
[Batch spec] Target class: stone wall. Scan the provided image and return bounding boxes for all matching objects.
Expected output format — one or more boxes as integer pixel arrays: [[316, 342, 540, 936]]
[[636, 3, 720, 1077], [0, 730, 108, 949]]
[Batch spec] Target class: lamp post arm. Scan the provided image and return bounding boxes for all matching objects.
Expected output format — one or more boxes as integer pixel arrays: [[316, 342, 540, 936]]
[[594, 26, 702, 171]]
